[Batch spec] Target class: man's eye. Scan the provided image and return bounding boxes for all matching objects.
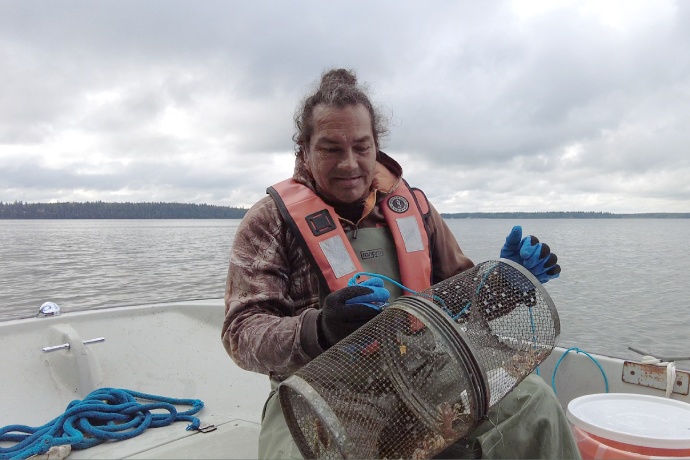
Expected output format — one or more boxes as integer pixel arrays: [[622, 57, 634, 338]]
[[322, 147, 340, 154]]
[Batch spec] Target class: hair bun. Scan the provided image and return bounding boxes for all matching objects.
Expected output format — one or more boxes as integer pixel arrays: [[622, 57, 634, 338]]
[[320, 68, 357, 87], [292, 67, 389, 154]]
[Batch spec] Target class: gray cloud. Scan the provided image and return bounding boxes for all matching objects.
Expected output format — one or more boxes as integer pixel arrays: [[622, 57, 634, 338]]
[[1, 0, 688, 212]]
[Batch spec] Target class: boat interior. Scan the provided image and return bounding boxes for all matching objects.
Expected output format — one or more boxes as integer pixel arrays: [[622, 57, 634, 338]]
[[1, 299, 688, 458]]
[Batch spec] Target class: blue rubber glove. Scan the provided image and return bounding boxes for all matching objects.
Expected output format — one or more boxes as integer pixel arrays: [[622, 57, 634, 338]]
[[345, 277, 390, 311], [318, 278, 390, 349], [500, 225, 561, 283]]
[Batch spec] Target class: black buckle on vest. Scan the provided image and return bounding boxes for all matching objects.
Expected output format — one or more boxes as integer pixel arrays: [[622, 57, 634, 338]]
[[306, 209, 336, 236]]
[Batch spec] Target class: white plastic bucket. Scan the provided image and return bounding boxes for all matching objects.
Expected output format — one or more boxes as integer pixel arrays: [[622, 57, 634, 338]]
[[567, 393, 690, 459]]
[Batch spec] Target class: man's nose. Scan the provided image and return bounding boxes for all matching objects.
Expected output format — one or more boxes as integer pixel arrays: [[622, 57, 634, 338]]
[[338, 149, 358, 169]]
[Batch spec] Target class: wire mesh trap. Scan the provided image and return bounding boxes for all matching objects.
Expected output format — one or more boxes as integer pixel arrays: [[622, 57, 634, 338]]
[[279, 259, 560, 459]]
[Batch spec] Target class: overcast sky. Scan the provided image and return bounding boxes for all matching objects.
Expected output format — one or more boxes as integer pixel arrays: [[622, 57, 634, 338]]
[[1, 1, 689, 213]]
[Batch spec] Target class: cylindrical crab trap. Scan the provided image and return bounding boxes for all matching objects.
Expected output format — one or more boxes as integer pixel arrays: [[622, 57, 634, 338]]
[[279, 259, 560, 459]]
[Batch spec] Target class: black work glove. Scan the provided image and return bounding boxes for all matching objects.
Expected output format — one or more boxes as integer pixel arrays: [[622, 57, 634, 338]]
[[317, 284, 385, 350]]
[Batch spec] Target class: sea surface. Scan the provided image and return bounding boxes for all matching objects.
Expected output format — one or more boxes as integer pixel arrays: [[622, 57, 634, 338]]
[[1, 219, 689, 366]]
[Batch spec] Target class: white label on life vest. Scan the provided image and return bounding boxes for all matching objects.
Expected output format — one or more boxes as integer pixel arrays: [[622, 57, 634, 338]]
[[319, 235, 357, 279], [396, 216, 424, 253]]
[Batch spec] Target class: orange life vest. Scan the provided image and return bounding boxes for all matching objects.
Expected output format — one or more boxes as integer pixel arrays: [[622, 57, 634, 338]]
[[267, 179, 433, 295]]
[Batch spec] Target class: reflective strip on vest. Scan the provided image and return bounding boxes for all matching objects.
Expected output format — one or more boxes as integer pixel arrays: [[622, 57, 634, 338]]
[[319, 235, 357, 279], [396, 215, 425, 252], [268, 179, 432, 294]]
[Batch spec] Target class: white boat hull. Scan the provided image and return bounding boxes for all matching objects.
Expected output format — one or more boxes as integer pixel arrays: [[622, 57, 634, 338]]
[[1, 300, 688, 458]]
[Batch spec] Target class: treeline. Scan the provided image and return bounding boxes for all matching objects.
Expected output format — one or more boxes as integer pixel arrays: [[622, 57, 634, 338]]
[[0, 201, 248, 219], [441, 211, 690, 219], [1, 202, 688, 219]]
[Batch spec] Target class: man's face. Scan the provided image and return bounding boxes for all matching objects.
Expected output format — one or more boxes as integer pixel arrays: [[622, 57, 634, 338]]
[[304, 103, 377, 205]]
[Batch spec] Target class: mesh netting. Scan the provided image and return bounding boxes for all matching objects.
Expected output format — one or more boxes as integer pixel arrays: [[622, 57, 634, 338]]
[[279, 259, 559, 459]]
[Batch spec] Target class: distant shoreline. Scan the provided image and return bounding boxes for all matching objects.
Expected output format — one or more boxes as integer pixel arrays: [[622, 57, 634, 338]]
[[0, 201, 688, 219], [0, 201, 247, 219]]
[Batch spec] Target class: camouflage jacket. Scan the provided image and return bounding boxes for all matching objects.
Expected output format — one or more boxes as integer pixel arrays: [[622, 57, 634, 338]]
[[222, 151, 474, 381]]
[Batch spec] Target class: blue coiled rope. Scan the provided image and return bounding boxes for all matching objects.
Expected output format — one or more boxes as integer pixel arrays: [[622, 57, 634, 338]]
[[0, 388, 203, 460]]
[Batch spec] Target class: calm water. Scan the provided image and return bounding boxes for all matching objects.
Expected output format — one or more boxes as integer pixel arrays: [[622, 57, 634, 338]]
[[1, 219, 689, 365]]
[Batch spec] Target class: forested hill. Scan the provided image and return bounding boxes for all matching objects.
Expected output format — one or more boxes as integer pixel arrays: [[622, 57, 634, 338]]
[[1, 201, 688, 219], [0, 201, 248, 219]]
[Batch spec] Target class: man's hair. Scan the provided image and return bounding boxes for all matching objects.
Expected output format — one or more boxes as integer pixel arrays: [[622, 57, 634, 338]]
[[293, 68, 388, 158]]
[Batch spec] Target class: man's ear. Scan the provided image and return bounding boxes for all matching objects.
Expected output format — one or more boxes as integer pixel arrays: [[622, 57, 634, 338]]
[[300, 145, 312, 172]]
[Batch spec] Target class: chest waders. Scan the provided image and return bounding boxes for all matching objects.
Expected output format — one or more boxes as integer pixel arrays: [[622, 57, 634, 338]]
[[346, 227, 404, 300]]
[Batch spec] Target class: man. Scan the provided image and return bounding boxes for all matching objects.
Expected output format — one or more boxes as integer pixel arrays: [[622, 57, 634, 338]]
[[222, 68, 579, 459]]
